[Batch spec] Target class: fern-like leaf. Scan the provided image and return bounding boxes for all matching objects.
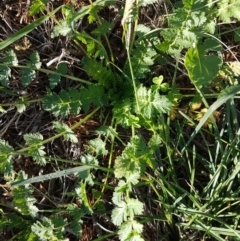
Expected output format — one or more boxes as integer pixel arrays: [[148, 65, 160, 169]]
[[113, 99, 140, 128], [82, 57, 114, 86], [42, 88, 81, 117], [136, 85, 172, 119], [124, 39, 156, 79], [79, 84, 108, 112], [24, 133, 46, 165]]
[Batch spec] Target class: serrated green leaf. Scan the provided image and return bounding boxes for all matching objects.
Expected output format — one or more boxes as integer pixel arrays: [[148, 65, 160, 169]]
[[62, 4, 75, 20], [0, 139, 14, 177], [118, 220, 143, 241], [0, 66, 11, 86], [29, 0, 47, 15], [31, 217, 59, 241], [88, 4, 102, 24], [86, 138, 108, 156], [24, 133, 43, 145], [80, 84, 107, 112], [48, 74, 61, 89], [125, 40, 156, 78], [51, 20, 72, 38], [21, 68, 36, 87], [148, 134, 162, 150], [13, 172, 39, 217], [42, 92, 62, 116], [127, 172, 140, 186], [42, 89, 82, 117], [217, 0, 240, 23], [67, 88, 82, 114], [96, 125, 118, 139], [137, 85, 172, 119], [152, 91, 172, 113], [112, 201, 128, 226], [59, 88, 73, 104], [118, 221, 133, 241], [126, 198, 143, 219], [3, 49, 18, 66], [53, 121, 78, 143], [78, 154, 98, 185], [127, 234, 145, 241], [0, 213, 34, 240], [114, 154, 140, 180], [18, 52, 40, 87], [136, 24, 151, 37], [114, 135, 154, 179], [159, 2, 213, 56], [113, 100, 140, 128], [29, 51, 41, 69], [67, 204, 83, 238], [49, 63, 68, 89], [51, 216, 67, 240], [185, 38, 222, 89], [0, 139, 14, 154], [28, 146, 46, 165], [24, 133, 46, 165], [111, 198, 143, 227]]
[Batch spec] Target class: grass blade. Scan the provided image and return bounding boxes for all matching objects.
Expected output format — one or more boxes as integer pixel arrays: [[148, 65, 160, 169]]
[[0, 7, 61, 50], [181, 85, 240, 154], [11, 165, 92, 186]]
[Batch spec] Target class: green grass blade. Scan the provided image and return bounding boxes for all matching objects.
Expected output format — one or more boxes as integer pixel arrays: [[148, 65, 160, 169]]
[[0, 7, 61, 51], [11, 165, 92, 186], [181, 85, 240, 154]]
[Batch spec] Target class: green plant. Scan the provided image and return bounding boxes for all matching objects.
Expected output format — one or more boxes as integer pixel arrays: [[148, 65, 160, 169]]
[[0, 0, 240, 240]]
